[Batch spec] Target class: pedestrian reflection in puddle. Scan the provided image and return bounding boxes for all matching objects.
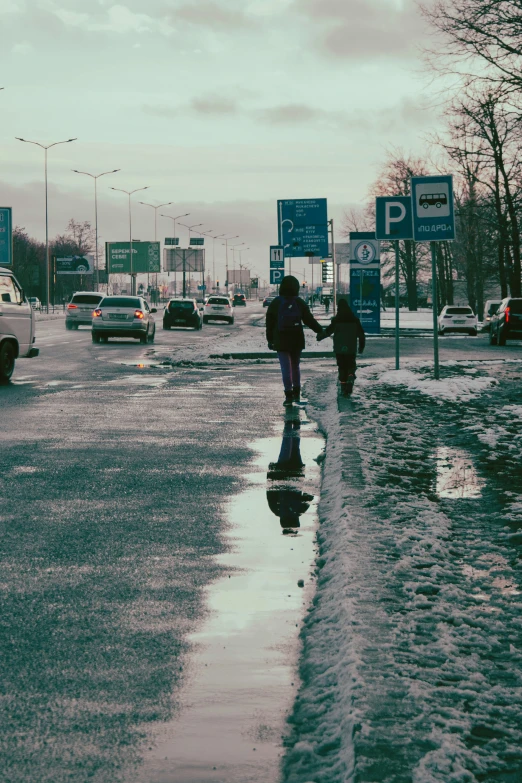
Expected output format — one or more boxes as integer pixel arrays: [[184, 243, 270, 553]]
[[267, 408, 314, 533]]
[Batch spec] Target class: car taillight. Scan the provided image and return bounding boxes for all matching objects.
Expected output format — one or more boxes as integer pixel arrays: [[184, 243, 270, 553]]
[[134, 310, 144, 319], [67, 304, 78, 309], [93, 309, 102, 317], [505, 307, 510, 323]]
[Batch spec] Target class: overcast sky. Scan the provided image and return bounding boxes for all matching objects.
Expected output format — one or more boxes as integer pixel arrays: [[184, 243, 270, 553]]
[[1, 0, 439, 285]]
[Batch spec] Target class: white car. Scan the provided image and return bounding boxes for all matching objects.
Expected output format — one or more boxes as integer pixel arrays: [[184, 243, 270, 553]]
[[28, 297, 41, 310], [0, 266, 39, 382], [438, 305, 478, 336], [202, 295, 234, 325], [91, 295, 157, 343]]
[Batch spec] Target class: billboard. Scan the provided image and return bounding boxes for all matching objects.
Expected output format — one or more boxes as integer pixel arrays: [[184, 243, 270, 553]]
[[56, 255, 94, 274], [106, 242, 161, 274], [0, 207, 13, 266], [164, 248, 205, 273], [228, 269, 251, 285]]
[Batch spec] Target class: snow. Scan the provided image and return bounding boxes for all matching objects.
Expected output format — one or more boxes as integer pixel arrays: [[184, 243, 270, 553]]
[[282, 363, 522, 783]]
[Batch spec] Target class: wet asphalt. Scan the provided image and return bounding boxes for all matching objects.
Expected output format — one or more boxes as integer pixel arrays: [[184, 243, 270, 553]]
[[2, 305, 522, 783]]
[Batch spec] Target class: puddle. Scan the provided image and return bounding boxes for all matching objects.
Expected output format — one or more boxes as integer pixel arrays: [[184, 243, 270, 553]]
[[435, 446, 485, 499], [138, 409, 323, 782]]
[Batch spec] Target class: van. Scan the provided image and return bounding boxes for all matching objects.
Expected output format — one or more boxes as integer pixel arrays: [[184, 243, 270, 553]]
[[0, 266, 39, 382], [482, 299, 501, 332]]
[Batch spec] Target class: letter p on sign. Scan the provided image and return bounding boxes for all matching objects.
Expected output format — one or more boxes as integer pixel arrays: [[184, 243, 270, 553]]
[[385, 202, 406, 235]]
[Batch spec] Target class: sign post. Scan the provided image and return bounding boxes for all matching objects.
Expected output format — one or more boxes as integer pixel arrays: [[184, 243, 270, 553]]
[[411, 175, 456, 380], [0, 207, 13, 267], [375, 195, 414, 369], [270, 245, 284, 287], [349, 233, 381, 335]]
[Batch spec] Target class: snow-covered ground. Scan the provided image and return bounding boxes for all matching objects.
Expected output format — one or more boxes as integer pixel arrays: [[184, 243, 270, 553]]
[[282, 361, 522, 783]]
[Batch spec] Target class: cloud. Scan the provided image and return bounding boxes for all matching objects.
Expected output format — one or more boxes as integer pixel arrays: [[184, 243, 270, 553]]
[[174, 1, 254, 29], [258, 103, 350, 131], [292, 0, 427, 60], [190, 96, 238, 115]]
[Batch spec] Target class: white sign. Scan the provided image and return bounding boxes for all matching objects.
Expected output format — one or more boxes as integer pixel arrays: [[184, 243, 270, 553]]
[[352, 240, 378, 264], [270, 246, 284, 263], [414, 182, 451, 219]]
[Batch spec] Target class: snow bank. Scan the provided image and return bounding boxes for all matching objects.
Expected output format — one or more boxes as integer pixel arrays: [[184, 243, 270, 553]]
[[373, 368, 496, 401]]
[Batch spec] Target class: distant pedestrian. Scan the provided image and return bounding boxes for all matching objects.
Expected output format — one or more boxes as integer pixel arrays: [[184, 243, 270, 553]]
[[323, 295, 331, 314], [266, 275, 323, 405], [317, 299, 365, 396]]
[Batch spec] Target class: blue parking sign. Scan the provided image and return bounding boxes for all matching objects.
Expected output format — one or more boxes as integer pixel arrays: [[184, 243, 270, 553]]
[[0, 207, 13, 266], [270, 268, 284, 285], [375, 196, 413, 241], [411, 175, 455, 241]]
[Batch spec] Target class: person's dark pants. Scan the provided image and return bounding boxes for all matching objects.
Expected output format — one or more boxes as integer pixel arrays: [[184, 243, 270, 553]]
[[336, 353, 357, 383], [277, 351, 301, 392]]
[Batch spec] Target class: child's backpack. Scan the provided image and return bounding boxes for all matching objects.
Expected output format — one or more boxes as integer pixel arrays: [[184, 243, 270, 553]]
[[277, 297, 302, 332], [333, 322, 358, 354]]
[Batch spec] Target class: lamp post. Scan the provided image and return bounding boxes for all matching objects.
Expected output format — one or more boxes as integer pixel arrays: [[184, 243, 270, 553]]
[[238, 247, 250, 292], [138, 201, 173, 294], [16, 136, 77, 312], [228, 242, 244, 290], [161, 213, 189, 296], [203, 233, 226, 290], [221, 236, 239, 293], [178, 223, 204, 296], [110, 186, 149, 296], [72, 168, 120, 291]]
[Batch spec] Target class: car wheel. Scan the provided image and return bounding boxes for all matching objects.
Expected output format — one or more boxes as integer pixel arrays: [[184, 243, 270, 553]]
[[498, 328, 506, 346], [203, 317, 208, 324], [140, 331, 148, 344], [65, 321, 73, 331], [102, 336, 109, 343], [489, 328, 498, 345], [92, 333, 100, 343], [469, 329, 477, 336], [148, 327, 155, 344], [163, 323, 171, 330], [438, 329, 444, 336], [0, 341, 16, 383], [230, 318, 234, 325]]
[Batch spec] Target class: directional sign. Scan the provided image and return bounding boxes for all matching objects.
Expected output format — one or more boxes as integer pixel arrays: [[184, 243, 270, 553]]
[[350, 268, 381, 334], [270, 268, 284, 285], [270, 245, 284, 268], [375, 196, 413, 241], [190, 237, 204, 246], [0, 207, 13, 266], [165, 237, 179, 246], [411, 175, 455, 241], [277, 198, 328, 258]]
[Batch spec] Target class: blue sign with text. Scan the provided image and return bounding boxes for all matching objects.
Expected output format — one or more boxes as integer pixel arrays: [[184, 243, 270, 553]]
[[350, 268, 381, 334], [0, 207, 13, 266], [277, 198, 328, 258], [375, 196, 413, 241], [270, 268, 284, 285], [411, 175, 455, 242]]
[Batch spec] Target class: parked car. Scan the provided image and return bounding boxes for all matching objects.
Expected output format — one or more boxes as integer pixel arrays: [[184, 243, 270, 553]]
[[91, 296, 157, 343], [66, 291, 105, 329], [489, 297, 522, 346], [163, 299, 202, 330], [27, 297, 41, 310], [202, 295, 234, 324], [263, 296, 276, 308], [233, 293, 246, 306], [437, 305, 478, 336], [482, 299, 502, 332], [0, 266, 39, 382]]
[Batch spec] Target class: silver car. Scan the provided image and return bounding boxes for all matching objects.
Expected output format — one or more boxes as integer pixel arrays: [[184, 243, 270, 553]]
[[91, 296, 157, 344], [66, 291, 105, 329]]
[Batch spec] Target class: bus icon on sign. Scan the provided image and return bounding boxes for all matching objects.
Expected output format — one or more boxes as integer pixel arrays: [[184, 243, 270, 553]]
[[415, 182, 450, 218]]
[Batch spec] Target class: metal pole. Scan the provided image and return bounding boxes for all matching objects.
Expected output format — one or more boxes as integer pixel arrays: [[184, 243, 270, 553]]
[[431, 241, 440, 380], [225, 239, 229, 294], [129, 193, 134, 296], [183, 251, 186, 297], [44, 148, 50, 312], [331, 219, 337, 316], [311, 261, 314, 310], [94, 177, 99, 292], [359, 270, 363, 323], [395, 240, 400, 370]]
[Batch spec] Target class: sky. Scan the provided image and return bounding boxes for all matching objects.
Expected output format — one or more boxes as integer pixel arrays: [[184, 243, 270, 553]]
[[0, 0, 440, 287]]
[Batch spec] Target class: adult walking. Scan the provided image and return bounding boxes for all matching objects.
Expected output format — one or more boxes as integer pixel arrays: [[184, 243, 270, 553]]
[[266, 275, 323, 405]]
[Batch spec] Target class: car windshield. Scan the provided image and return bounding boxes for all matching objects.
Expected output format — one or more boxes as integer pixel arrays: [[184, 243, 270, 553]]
[[509, 300, 522, 314], [170, 301, 193, 310], [208, 298, 229, 305], [446, 307, 473, 315], [99, 297, 141, 308], [71, 294, 104, 305], [487, 303, 501, 315]]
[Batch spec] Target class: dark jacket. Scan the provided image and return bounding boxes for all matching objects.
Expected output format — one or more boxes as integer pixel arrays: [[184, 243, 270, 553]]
[[266, 274, 322, 352], [320, 300, 366, 354]]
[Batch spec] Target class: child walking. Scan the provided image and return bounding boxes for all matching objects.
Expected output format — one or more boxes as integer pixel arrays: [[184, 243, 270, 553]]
[[317, 299, 366, 396], [266, 275, 323, 405]]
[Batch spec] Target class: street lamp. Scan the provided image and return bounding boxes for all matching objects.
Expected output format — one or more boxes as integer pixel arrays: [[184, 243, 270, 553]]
[[161, 213, 190, 296], [110, 186, 149, 295], [221, 235, 239, 292], [203, 233, 226, 289], [16, 136, 77, 312], [178, 224, 205, 296], [72, 168, 120, 291], [138, 201, 173, 293]]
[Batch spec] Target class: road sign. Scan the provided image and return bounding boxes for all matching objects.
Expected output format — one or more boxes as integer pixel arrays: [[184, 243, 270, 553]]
[[270, 245, 284, 267], [0, 207, 12, 266], [350, 268, 381, 334], [164, 248, 205, 272], [165, 237, 179, 246], [190, 237, 204, 246], [106, 241, 161, 274], [270, 268, 284, 285], [277, 198, 328, 258], [375, 196, 413, 240], [349, 232, 380, 268], [411, 175, 455, 241]]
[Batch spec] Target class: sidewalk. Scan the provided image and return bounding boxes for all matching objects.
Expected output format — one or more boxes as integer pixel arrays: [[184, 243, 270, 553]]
[[282, 360, 522, 782]]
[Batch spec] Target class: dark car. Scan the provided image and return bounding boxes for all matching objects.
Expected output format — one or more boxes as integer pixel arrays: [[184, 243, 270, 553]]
[[489, 298, 522, 345], [163, 299, 202, 330], [263, 296, 275, 308], [233, 293, 246, 306]]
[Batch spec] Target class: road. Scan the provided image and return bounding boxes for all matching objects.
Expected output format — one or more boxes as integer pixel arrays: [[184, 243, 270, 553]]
[[2, 303, 522, 783]]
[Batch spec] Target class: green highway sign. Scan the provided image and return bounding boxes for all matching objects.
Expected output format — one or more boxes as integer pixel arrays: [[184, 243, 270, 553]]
[[0, 207, 13, 266], [106, 241, 161, 274], [190, 237, 204, 246]]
